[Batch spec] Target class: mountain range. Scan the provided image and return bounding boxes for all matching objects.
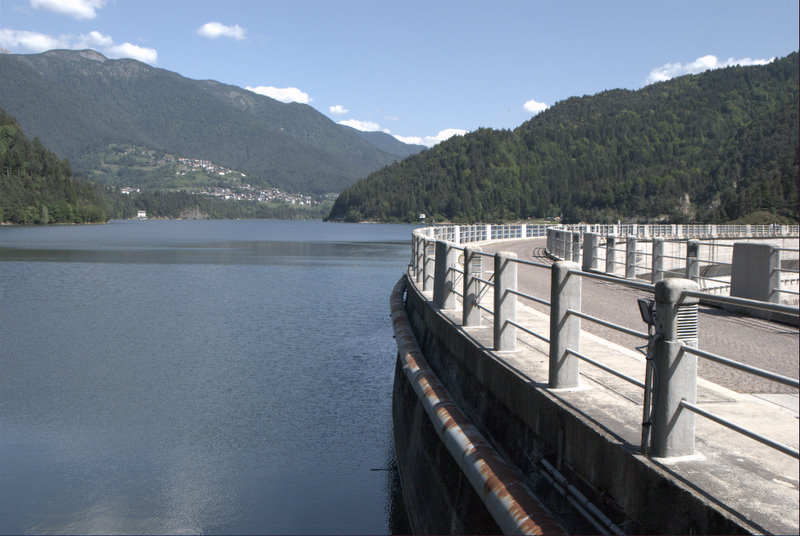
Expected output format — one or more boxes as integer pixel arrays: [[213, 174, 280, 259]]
[[0, 49, 424, 194], [327, 52, 798, 224]]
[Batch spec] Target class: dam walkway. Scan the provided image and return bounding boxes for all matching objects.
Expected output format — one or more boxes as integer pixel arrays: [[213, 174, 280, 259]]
[[398, 227, 798, 534], [476, 238, 798, 533]]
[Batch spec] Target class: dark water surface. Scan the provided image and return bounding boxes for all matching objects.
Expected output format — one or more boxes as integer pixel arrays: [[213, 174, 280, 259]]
[[0, 220, 413, 535]]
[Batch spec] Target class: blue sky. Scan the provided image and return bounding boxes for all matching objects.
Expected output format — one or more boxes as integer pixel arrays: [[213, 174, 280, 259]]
[[1, 0, 798, 147]]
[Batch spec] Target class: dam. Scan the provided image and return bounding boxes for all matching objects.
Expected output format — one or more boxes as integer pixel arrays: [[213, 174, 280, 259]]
[[391, 223, 799, 535]]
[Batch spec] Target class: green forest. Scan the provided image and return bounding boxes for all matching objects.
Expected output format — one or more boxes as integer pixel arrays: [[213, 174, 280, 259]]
[[327, 53, 799, 224], [0, 108, 107, 223]]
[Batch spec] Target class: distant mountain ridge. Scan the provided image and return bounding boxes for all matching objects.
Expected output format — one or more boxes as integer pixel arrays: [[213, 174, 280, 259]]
[[327, 52, 798, 223], [0, 49, 424, 194]]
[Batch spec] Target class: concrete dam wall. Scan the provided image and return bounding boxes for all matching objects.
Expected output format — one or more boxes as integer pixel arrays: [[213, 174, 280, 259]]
[[390, 274, 759, 535]]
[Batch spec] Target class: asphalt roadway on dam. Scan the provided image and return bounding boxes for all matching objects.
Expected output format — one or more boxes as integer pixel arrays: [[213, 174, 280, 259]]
[[481, 238, 799, 396]]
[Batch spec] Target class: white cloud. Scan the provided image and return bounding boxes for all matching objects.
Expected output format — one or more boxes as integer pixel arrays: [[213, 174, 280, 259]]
[[339, 119, 383, 132], [394, 128, 467, 147], [329, 104, 348, 115], [523, 98, 549, 115], [247, 85, 312, 104], [197, 22, 246, 41], [645, 54, 774, 85], [0, 28, 157, 64], [0, 29, 68, 52], [105, 42, 157, 64], [30, 0, 105, 20], [75, 30, 113, 49]]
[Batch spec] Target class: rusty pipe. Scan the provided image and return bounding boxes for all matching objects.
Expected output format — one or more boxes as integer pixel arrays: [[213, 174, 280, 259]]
[[390, 276, 566, 536]]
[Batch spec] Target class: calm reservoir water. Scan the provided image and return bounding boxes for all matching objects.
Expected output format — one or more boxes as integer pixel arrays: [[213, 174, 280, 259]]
[[0, 220, 414, 534]]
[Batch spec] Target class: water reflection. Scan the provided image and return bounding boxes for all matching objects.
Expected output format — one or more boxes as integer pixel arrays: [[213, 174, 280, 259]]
[[0, 220, 413, 534]]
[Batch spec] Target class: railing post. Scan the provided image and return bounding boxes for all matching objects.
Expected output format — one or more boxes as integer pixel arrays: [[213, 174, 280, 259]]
[[463, 246, 482, 327], [563, 231, 572, 261], [433, 241, 458, 309], [626, 235, 638, 279], [606, 236, 617, 276], [572, 231, 581, 265], [549, 261, 582, 388], [651, 278, 699, 457], [652, 238, 664, 283], [494, 251, 517, 351], [423, 239, 434, 292], [686, 239, 700, 283], [582, 232, 599, 272]]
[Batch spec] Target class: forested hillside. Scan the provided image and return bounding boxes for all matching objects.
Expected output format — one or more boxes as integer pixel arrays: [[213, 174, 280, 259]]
[[0, 108, 107, 223], [0, 49, 423, 194], [327, 53, 798, 223]]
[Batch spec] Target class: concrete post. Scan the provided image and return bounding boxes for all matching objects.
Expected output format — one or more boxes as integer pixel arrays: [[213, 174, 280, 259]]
[[652, 238, 664, 283], [730, 242, 781, 303], [563, 231, 572, 261], [463, 246, 483, 327], [423, 239, 434, 292], [418, 236, 426, 282], [433, 241, 458, 310], [494, 252, 518, 351], [686, 240, 700, 283], [626, 235, 638, 279], [549, 261, 582, 388], [606, 236, 617, 276], [582, 232, 599, 272], [651, 279, 699, 458], [572, 231, 582, 265], [452, 225, 461, 245]]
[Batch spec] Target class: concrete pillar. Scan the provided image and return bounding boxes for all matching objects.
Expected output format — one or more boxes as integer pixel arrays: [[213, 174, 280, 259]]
[[606, 236, 617, 276], [494, 251, 518, 352], [651, 279, 699, 457], [549, 261, 582, 388], [626, 235, 638, 279], [433, 241, 458, 310], [563, 231, 572, 261], [423, 239, 434, 292], [652, 238, 664, 283], [463, 246, 483, 327], [582, 232, 599, 272], [572, 231, 582, 266], [686, 240, 700, 283], [731, 242, 781, 303], [547, 228, 554, 255], [452, 225, 461, 245]]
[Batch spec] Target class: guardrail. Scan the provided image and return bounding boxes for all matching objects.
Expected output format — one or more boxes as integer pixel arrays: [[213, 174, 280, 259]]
[[545, 228, 799, 306], [408, 225, 799, 460]]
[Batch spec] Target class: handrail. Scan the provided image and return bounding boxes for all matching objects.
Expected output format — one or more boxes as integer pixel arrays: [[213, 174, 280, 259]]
[[408, 223, 798, 463], [679, 400, 799, 459], [680, 345, 799, 388], [681, 290, 799, 316]]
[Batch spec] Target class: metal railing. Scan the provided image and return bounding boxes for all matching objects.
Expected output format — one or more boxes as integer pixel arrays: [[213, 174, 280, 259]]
[[546, 228, 800, 306], [409, 224, 799, 461]]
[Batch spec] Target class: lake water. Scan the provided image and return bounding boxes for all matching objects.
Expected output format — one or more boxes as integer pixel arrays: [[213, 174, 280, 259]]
[[0, 219, 414, 535]]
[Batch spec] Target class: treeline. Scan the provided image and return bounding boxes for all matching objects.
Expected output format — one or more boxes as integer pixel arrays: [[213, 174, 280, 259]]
[[327, 52, 799, 224], [107, 190, 328, 220], [0, 108, 108, 223]]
